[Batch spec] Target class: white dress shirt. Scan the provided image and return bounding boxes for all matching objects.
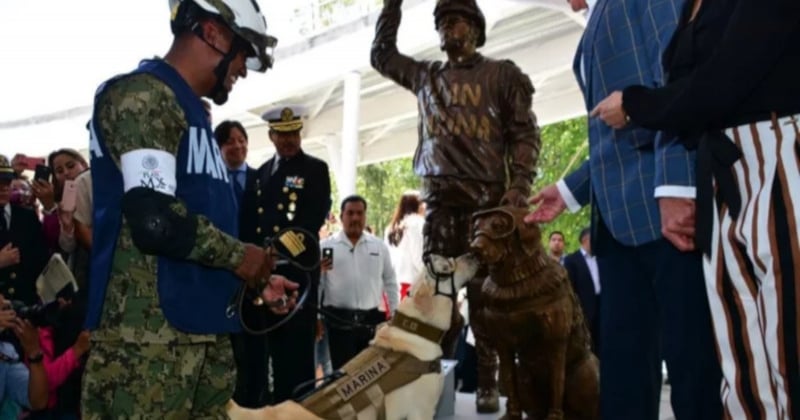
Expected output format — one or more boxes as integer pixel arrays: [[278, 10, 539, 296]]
[[580, 247, 601, 295], [2, 203, 10, 229], [320, 231, 399, 313], [270, 154, 285, 175]]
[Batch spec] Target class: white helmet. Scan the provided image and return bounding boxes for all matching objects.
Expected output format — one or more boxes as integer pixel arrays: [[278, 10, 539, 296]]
[[170, 0, 278, 72]]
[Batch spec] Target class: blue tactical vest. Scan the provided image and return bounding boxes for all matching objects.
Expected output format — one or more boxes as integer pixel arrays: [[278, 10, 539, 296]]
[[86, 59, 242, 334]]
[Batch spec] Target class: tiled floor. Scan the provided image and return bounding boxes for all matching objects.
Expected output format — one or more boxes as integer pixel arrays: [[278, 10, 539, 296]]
[[439, 385, 675, 419]]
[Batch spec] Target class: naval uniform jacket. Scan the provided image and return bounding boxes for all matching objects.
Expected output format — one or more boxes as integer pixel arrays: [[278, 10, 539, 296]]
[[240, 150, 331, 296]]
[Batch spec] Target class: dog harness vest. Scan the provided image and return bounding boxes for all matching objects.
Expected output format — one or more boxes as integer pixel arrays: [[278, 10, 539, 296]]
[[301, 316, 445, 419]]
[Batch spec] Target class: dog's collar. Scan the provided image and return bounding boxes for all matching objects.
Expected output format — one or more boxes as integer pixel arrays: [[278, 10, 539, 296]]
[[392, 312, 447, 344], [493, 254, 548, 285]]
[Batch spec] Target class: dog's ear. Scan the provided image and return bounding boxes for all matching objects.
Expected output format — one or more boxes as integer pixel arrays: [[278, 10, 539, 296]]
[[412, 282, 435, 314]]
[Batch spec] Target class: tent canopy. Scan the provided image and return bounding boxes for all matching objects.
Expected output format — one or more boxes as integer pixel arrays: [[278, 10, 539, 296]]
[[0, 0, 587, 165]]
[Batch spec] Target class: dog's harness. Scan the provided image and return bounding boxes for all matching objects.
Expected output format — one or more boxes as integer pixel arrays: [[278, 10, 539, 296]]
[[424, 258, 458, 300], [301, 313, 446, 420]]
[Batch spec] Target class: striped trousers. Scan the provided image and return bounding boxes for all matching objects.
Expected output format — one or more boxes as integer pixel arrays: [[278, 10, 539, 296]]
[[705, 114, 800, 420]]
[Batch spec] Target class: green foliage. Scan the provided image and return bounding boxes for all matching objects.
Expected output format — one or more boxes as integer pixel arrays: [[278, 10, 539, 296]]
[[532, 117, 591, 253], [355, 158, 421, 237], [331, 117, 591, 252]]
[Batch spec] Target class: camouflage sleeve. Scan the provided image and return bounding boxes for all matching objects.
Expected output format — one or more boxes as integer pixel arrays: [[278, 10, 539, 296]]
[[370, 0, 426, 92], [499, 61, 541, 193], [97, 74, 245, 271]]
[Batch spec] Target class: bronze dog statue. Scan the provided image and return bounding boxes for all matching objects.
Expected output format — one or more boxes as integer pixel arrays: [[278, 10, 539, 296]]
[[469, 206, 599, 420]]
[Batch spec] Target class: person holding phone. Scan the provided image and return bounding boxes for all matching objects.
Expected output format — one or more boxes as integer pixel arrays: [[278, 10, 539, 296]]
[[0, 155, 48, 307], [28, 149, 88, 257], [10, 155, 46, 179], [0, 294, 49, 414], [318, 196, 398, 370]]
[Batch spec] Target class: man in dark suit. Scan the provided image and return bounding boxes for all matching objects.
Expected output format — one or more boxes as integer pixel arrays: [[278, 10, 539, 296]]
[[214, 120, 257, 208], [0, 155, 48, 306], [525, 1, 722, 419], [214, 120, 270, 408], [239, 105, 332, 404], [563, 227, 600, 353]]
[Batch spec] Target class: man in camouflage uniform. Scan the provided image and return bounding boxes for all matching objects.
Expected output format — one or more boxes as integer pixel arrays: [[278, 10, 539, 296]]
[[371, 0, 541, 413], [82, 1, 291, 418]]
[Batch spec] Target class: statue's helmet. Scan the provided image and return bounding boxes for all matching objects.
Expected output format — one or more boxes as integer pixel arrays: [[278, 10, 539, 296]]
[[433, 0, 486, 48]]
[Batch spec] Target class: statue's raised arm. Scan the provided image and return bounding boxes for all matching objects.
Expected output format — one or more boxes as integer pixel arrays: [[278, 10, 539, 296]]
[[370, 0, 426, 92]]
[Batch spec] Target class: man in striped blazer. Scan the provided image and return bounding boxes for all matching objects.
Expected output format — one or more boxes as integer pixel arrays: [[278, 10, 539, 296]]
[[526, 0, 722, 418]]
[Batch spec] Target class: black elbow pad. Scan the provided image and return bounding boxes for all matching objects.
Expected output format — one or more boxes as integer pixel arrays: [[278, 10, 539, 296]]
[[121, 187, 198, 259]]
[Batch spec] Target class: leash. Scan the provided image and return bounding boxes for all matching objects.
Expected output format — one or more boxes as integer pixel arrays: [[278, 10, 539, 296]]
[[235, 226, 321, 335]]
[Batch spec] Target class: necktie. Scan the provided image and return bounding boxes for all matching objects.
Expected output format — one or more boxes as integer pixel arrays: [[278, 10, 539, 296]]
[[0, 211, 8, 245], [229, 170, 244, 204]]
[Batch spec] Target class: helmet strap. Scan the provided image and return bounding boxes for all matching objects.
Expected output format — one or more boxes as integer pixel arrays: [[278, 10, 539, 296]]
[[209, 48, 237, 105], [191, 22, 242, 105]]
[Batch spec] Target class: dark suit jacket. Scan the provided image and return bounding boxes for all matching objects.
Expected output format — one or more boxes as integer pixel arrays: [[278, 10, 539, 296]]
[[0, 205, 49, 305], [239, 150, 332, 299], [238, 166, 258, 221], [563, 250, 598, 327]]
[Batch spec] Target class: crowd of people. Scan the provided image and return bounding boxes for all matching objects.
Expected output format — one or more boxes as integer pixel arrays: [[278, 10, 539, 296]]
[[2, 0, 799, 418], [0, 150, 92, 419]]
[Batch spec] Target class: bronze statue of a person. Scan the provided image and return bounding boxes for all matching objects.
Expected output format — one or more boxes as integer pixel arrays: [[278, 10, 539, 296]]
[[371, 0, 541, 413]]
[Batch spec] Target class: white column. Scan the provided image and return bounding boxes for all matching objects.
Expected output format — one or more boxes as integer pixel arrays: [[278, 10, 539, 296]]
[[324, 134, 343, 192], [339, 71, 361, 199]]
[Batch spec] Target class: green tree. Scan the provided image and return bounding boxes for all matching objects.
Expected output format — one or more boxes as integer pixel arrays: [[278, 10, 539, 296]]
[[532, 117, 591, 253], [355, 158, 420, 238], [334, 117, 591, 252]]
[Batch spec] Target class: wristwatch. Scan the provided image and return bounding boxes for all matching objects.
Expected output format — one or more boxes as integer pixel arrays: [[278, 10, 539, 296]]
[[27, 352, 44, 364]]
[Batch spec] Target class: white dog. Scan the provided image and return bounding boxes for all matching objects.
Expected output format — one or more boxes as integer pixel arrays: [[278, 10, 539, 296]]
[[227, 254, 478, 420]]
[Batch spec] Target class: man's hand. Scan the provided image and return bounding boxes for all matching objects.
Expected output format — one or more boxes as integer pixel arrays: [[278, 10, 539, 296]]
[[13, 319, 41, 357], [71, 330, 91, 359], [590, 91, 628, 129], [320, 256, 332, 273], [263, 275, 300, 316], [234, 244, 274, 289], [0, 295, 15, 329], [524, 184, 567, 224], [0, 243, 20, 269], [32, 179, 56, 211], [500, 189, 528, 208], [659, 197, 696, 252]]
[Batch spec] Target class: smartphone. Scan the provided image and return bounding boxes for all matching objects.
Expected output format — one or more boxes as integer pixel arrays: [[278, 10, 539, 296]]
[[322, 247, 333, 269], [34, 164, 52, 182], [23, 157, 46, 171], [60, 180, 78, 212]]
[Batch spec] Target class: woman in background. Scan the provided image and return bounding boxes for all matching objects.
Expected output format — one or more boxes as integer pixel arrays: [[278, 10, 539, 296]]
[[385, 191, 425, 300], [32, 149, 88, 256]]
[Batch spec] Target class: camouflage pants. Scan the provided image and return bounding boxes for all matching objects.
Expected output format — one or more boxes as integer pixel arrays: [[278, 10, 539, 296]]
[[81, 338, 234, 420]]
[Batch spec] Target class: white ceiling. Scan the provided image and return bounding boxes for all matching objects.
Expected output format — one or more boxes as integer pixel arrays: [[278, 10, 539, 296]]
[[0, 0, 588, 166]]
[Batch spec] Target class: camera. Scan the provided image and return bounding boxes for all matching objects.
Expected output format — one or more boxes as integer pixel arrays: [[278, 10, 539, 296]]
[[3, 300, 60, 328], [15, 301, 60, 327]]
